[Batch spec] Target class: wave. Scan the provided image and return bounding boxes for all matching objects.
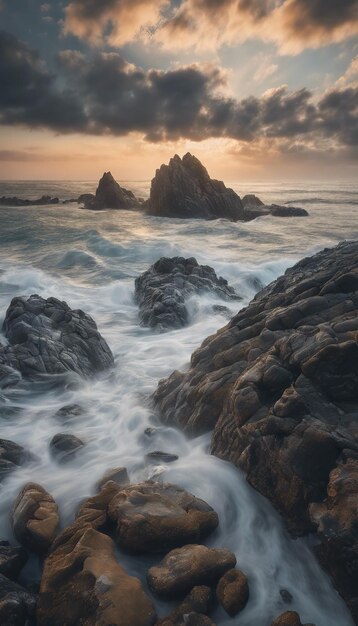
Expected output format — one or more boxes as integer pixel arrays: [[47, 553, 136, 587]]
[[286, 197, 358, 205]]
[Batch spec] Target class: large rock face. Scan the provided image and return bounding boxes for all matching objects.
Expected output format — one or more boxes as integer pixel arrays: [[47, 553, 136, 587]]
[[135, 257, 239, 330], [0, 295, 114, 384], [153, 241, 358, 620], [84, 172, 139, 210], [146, 153, 245, 221]]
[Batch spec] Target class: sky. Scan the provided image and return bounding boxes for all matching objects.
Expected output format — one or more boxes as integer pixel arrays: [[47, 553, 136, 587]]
[[0, 0, 357, 181]]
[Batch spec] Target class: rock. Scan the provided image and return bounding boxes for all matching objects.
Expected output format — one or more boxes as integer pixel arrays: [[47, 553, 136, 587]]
[[153, 241, 358, 619], [12, 483, 59, 554], [0, 439, 30, 481], [242, 195, 308, 219], [0, 294, 114, 380], [145, 451, 178, 463], [37, 483, 156, 626], [216, 568, 249, 617], [135, 256, 239, 330], [108, 481, 218, 554], [0, 195, 59, 207], [271, 612, 308, 626], [49, 433, 85, 462], [280, 589, 293, 604], [157, 586, 214, 626], [97, 466, 130, 490], [83, 172, 139, 210], [78, 193, 95, 205], [0, 573, 36, 626], [147, 544, 236, 599], [145, 153, 244, 221], [0, 541, 27, 581], [54, 404, 84, 421]]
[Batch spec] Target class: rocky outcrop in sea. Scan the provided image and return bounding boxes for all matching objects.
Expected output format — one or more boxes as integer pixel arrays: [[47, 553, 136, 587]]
[[153, 240, 358, 620], [82, 171, 140, 210]]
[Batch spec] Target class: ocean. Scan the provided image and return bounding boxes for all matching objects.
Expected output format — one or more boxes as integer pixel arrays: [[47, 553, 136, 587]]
[[0, 179, 357, 625]]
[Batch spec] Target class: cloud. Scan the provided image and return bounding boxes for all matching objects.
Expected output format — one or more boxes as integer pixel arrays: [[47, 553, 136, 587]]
[[0, 30, 86, 132], [1, 31, 357, 158], [336, 55, 358, 88], [157, 0, 358, 54], [253, 60, 278, 82], [64, 0, 168, 46]]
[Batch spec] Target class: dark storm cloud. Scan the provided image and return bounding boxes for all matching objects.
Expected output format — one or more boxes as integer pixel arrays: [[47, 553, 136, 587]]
[[0, 31, 86, 131], [0, 31, 357, 150]]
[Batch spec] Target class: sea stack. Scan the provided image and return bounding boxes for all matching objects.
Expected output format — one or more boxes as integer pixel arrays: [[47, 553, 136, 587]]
[[146, 153, 245, 221], [83, 172, 139, 210]]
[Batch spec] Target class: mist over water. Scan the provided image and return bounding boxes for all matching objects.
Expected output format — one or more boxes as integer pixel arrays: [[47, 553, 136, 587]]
[[0, 180, 357, 625]]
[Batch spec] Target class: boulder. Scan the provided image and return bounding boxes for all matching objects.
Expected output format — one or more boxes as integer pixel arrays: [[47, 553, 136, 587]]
[[216, 568, 249, 617], [37, 483, 156, 626], [0, 295, 114, 381], [49, 433, 85, 463], [0, 573, 36, 626], [0, 439, 30, 481], [135, 256, 239, 330], [12, 483, 59, 554], [83, 172, 139, 210], [97, 466, 130, 491], [242, 195, 308, 219], [108, 481, 218, 554], [147, 544, 236, 598], [54, 404, 84, 421], [0, 541, 27, 581], [153, 241, 358, 619], [271, 612, 312, 626], [156, 586, 214, 626], [145, 153, 244, 221], [145, 451, 178, 463]]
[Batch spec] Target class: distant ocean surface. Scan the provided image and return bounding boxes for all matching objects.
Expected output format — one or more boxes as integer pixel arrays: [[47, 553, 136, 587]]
[[0, 179, 357, 625]]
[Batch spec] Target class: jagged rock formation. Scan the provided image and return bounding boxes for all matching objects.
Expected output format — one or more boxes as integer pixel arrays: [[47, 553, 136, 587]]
[[135, 257, 239, 330], [83, 172, 139, 210], [0, 295, 114, 385], [242, 194, 308, 220], [145, 153, 245, 221], [153, 240, 358, 620]]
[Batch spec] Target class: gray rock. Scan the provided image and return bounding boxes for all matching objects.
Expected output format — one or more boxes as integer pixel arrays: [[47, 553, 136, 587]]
[[153, 240, 358, 620], [146, 153, 244, 221], [0, 294, 114, 382], [49, 433, 85, 463], [0, 195, 59, 207], [0, 439, 30, 481], [242, 195, 308, 219], [0, 541, 27, 581], [83, 172, 139, 210], [135, 256, 239, 330], [0, 573, 36, 626]]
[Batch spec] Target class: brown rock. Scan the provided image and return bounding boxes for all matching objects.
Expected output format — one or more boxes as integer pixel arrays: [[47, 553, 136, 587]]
[[216, 568, 249, 617], [271, 611, 304, 626], [157, 586, 214, 626], [12, 483, 59, 554], [37, 483, 156, 626], [147, 544, 236, 599], [108, 481, 218, 553], [96, 466, 130, 490]]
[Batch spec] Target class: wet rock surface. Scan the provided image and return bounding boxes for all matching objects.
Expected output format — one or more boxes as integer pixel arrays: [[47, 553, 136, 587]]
[[108, 481, 219, 553], [135, 256, 239, 330], [49, 433, 85, 463], [0, 439, 31, 481], [242, 195, 308, 219], [97, 466, 130, 490], [146, 153, 245, 221], [83, 172, 139, 210], [216, 568, 249, 617], [153, 241, 358, 619], [271, 611, 314, 626], [12, 483, 59, 554], [147, 544, 236, 598], [0, 294, 114, 382], [157, 586, 214, 626], [0, 541, 27, 581], [0, 573, 37, 626]]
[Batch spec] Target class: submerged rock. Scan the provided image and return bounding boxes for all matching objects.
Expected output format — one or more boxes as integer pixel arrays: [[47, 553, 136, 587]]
[[0, 439, 30, 481], [153, 240, 358, 619], [83, 172, 139, 210], [0, 294, 114, 382], [108, 481, 218, 553], [135, 256, 239, 330], [0, 573, 36, 626], [145, 451, 178, 463], [146, 153, 244, 221], [216, 568, 249, 617], [0, 541, 27, 581], [12, 483, 59, 554], [147, 544, 236, 599], [49, 433, 85, 463], [37, 483, 156, 626]]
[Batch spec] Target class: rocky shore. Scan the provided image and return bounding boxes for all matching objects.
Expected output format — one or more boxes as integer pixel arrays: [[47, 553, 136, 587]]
[[0, 241, 356, 625]]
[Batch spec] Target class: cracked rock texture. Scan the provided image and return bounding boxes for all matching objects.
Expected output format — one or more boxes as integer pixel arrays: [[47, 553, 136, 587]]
[[153, 241, 358, 620]]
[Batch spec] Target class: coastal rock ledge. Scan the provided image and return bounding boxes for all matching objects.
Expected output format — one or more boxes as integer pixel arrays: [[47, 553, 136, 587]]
[[153, 240, 358, 621]]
